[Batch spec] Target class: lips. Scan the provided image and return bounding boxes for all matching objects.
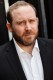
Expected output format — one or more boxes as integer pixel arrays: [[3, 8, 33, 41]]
[[23, 31, 35, 38], [23, 34, 34, 39], [24, 33, 34, 36]]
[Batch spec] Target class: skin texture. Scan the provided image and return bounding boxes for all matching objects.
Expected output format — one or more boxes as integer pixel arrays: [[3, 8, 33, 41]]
[[6, 5, 39, 54]]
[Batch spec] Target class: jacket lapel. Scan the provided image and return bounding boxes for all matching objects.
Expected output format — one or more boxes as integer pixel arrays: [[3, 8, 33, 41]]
[[6, 40, 27, 80], [5, 38, 51, 80], [38, 38, 51, 80]]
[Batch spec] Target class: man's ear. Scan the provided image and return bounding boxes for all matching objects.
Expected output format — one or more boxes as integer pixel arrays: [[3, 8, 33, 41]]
[[6, 22, 13, 32]]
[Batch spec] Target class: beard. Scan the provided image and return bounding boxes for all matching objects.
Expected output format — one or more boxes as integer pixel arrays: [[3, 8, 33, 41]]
[[12, 30, 38, 46]]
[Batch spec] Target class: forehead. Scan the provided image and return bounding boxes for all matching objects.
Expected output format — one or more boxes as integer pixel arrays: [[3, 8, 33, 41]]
[[11, 5, 36, 20]]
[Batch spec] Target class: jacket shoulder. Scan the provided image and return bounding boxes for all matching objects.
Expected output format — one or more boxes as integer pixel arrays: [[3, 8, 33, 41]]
[[38, 37, 53, 46], [0, 41, 11, 55], [38, 37, 53, 43]]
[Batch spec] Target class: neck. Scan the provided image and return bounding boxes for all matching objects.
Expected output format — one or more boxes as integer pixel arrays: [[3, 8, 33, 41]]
[[16, 42, 35, 54]]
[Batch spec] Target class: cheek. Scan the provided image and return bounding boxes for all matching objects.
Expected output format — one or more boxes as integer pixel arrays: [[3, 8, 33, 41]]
[[12, 26, 24, 36], [32, 24, 38, 33], [34, 22, 39, 31]]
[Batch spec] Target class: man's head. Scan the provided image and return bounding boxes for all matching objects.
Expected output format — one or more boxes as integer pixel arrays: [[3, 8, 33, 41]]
[[7, 1, 37, 24], [6, 1, 39, 46]]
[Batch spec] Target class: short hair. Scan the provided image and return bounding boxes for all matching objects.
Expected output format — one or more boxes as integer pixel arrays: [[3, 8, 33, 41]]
[[6, 1, 37, 24]]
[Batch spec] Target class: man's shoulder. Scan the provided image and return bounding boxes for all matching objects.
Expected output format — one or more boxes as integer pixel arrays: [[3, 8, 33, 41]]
[[0, 40, 12, 55], [0, 41, 11, 48], [38, 37, 53, 45]]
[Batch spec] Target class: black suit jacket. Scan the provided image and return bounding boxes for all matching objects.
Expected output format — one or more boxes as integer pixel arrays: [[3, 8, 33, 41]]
[[0, 37, 53, 80]]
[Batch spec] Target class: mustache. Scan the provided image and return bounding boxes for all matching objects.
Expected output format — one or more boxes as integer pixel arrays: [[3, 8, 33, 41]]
[[23, 30, 35, 35]]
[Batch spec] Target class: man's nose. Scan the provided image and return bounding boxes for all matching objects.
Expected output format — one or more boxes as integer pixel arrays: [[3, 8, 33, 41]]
[[25, 22, 32, 30]]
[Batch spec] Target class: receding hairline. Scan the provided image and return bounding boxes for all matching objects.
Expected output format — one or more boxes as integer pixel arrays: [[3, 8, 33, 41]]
[[6, 1, 37, 23], [8, 1, 37, 14]]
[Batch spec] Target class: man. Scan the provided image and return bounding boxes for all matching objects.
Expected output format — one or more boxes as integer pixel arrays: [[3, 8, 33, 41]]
[[0, 1, 53, 80]]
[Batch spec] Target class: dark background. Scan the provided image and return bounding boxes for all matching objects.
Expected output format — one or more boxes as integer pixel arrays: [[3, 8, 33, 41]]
[[0, 0, 9, 45]]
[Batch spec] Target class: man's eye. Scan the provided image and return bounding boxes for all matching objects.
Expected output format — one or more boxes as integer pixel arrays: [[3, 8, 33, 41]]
[[29, 20, 35, 23], [17, 22, 22, 25], [17, 21, 25, 25]]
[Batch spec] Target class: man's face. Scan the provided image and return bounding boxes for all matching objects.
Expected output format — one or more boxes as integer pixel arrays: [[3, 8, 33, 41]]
[[11, 5, 39, 46]]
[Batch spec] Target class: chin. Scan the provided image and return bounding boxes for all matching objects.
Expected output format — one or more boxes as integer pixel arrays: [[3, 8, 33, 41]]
[[23, 39, 35, 46]]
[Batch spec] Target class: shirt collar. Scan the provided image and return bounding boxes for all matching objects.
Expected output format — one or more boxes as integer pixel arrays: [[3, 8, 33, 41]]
[[13, 38, 24, 54], [13, 38, 39, 55], [13, 38, 32, 59], [34, 39, 40, 52]]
